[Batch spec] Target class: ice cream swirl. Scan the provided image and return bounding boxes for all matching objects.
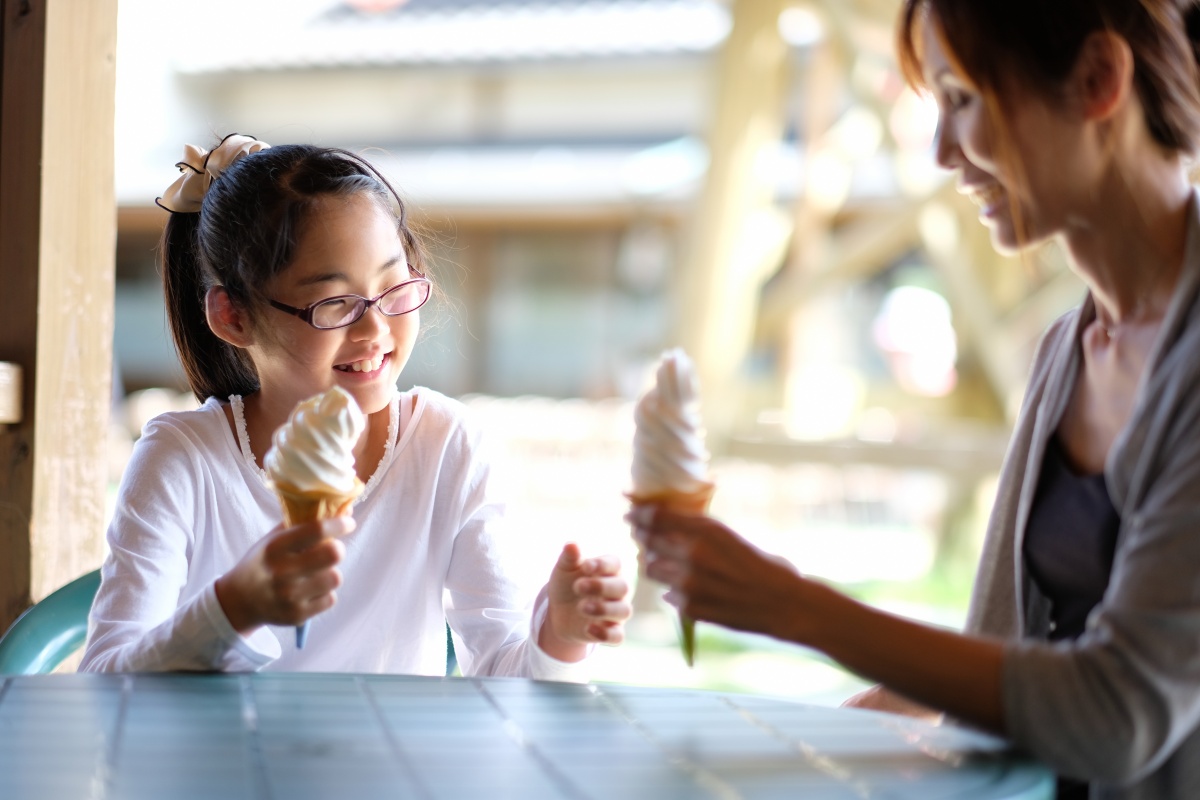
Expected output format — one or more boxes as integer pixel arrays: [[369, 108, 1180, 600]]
[[631, 348, 712, 496], [265, 386, 366, 495]]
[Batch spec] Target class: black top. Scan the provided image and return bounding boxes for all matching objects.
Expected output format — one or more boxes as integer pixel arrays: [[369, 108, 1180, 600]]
[[1023, 433, 1122, 800], [1024, 435, 1121, 641]]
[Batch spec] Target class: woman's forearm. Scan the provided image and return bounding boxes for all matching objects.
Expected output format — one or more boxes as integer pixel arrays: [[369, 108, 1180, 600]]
[[793, 580, 1006, 733]]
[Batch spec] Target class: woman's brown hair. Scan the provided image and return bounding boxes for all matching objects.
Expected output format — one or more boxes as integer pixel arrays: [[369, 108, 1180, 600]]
[[897, 0, 1200, 154]]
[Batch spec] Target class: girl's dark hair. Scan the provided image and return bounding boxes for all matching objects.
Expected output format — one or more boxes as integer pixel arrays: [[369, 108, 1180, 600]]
[[160, 142, 427, 401], [897, 0, 1200, 154]]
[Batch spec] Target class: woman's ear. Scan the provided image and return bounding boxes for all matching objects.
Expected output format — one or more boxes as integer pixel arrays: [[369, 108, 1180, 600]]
[[1074, 30, 1134, 122], [205, 287, 255, 348]]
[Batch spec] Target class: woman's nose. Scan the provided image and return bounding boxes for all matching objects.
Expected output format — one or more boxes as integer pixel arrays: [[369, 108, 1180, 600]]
[[933, 116, 960, 170]]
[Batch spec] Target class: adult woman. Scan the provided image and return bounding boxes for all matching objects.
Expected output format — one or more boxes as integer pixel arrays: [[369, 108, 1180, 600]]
[[632, 1, 1200, 796]]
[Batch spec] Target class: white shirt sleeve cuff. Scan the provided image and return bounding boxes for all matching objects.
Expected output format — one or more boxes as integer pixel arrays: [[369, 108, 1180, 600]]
[[195, 583, 281, 671], [526, 587, 594, 684]]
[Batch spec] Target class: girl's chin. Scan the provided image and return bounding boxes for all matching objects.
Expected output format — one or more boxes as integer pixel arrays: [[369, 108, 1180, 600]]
[[344, 383, 396, 415]]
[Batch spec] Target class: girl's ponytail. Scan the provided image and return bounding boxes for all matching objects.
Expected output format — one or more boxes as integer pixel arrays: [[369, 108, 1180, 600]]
[[160, 211, 259, 402]]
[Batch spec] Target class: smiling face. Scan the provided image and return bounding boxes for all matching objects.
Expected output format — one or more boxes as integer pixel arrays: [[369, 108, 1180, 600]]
[[922, 16, 1091, 254], [246, 192, 420, 417]]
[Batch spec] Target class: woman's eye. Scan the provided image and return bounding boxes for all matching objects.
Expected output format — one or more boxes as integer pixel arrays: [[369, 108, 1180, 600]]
[[944, 89, 971, 111]]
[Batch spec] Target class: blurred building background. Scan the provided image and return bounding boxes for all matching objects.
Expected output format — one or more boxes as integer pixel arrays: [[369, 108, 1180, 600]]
[[108, 0, 1086, 699]]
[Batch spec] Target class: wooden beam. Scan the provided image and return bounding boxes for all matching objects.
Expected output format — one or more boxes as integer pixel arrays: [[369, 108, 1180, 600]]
[[0, 0, 48, 631], [675, 0, 790, 447], [761, 193, 936, 335], [0, 0, 117, 631]]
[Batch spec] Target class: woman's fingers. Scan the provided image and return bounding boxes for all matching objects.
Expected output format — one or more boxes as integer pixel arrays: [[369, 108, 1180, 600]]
[[644, 556, 688, 587]]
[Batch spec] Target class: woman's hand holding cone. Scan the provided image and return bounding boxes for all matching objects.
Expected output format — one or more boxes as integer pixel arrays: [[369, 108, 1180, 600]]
[[629, 505, 807, 643]]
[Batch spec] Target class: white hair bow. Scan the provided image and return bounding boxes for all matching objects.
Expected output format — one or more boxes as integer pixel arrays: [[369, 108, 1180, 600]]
[[156, 133, 271, 213]]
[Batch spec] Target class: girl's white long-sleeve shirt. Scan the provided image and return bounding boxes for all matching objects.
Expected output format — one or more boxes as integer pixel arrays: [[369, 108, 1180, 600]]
[[81, 387, 586, 681]]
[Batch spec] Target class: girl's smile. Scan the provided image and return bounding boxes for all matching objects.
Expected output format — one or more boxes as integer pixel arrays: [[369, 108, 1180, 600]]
[[335, 351, 390, 377]]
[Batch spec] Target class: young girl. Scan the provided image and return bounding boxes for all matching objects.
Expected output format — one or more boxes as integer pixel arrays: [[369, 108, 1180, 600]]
[[82, 134, 631, 678], [635, 1, 1200, 797]]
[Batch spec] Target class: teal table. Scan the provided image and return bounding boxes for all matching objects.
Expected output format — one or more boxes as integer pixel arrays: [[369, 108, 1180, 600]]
[[0, 673, 1052, 799]]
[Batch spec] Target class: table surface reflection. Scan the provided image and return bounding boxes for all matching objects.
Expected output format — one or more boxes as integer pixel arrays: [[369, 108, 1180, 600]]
[[0, 673, 1052, 799]]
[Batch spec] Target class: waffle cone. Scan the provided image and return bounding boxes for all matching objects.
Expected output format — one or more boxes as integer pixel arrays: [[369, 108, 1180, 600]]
[[628, 483, 714, 514], [273, 478, 364, 526]]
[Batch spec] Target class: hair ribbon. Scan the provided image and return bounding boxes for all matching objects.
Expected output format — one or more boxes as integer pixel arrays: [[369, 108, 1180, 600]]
[[156, 133, 271, 213]]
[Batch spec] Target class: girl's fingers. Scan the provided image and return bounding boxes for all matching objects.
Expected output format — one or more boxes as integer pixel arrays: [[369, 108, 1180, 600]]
[[270, 535, 346, 578], [299, 589, 338, 620], [586, 622, 625, 645], [580, 599, 632, 621], [573, 576, 629, 600], [579, 554, 621, 576], [277, 564, 342, 601], [265, 517, 353, 559], [555, 542, 583, 571], [295, 537, 346, 571]]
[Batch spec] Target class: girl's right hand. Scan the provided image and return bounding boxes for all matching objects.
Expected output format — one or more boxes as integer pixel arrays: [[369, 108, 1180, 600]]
[[214, 516, 355, 635]]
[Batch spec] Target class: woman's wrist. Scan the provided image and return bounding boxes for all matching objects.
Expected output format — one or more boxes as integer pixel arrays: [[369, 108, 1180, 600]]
[[774, 576, 843, 649]]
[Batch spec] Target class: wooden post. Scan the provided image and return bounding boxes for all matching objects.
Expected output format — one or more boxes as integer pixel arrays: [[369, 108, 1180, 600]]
[[675, 0, 790, 448], [0, 0, 117, 632]]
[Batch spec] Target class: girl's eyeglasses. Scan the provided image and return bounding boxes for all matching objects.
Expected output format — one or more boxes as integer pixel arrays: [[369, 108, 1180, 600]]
[[268, 277, 432, 330]]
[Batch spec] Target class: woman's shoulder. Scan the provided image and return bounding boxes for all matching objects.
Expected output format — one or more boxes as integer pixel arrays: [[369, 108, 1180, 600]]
[[1025, 305, 1085, 385]]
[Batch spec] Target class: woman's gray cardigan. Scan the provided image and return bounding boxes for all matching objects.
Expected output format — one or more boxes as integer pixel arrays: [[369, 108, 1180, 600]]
[[969, 193, 1200, 799]]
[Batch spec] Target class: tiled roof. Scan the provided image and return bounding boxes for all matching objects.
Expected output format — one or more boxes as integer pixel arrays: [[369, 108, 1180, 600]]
[[178, 0, 732, 74]]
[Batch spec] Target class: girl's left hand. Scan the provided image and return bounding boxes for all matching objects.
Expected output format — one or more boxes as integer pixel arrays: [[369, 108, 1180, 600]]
[[539, 543, 631, 662]]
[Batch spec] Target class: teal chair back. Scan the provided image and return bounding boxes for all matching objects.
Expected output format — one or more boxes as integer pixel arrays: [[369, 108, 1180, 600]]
[[0, 569, 100, 674], [0, 569, 458, 676]]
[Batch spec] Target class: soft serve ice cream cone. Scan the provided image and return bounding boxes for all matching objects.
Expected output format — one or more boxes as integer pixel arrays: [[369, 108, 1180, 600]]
[[630, 348, 713, 667], [264, 386, 366, 648]]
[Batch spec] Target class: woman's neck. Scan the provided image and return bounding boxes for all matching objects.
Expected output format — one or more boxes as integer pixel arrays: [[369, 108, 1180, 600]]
[[1061, 163, 1191, 332]]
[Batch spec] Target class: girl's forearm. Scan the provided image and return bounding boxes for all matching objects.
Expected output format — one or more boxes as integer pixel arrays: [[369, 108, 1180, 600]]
[[536, 619, 589, 662], [792, 581, 1006, 733]]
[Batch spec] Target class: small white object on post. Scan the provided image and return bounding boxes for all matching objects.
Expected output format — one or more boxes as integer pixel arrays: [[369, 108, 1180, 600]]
[[0, 362, 21, 424]]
